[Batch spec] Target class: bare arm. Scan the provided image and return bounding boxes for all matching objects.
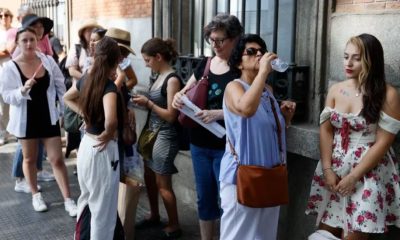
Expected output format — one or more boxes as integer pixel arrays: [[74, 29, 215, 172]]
[[63, 83, 81, 115], [124, 66, 138, 90], [318, 83, 340, 192], [133, 77, 181, 123], [172, 73, 197, 109], [224, 53, 276, 118], [95, 92, 118, 150], [68, 66, 83, 80]]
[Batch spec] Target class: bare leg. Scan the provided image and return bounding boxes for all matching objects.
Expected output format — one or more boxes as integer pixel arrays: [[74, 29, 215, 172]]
[[42, 136, 71, 199], [20, 139, 40, 194], [144, 165, 160, 220], [156, 173, 180, 232]]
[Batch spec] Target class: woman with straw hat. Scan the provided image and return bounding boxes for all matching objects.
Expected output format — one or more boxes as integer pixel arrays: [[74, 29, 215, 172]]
[[106, 27, 138, 90], [65, 20, 101, 84]]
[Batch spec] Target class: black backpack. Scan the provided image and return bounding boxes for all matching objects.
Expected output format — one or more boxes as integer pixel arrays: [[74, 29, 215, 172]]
[[59, 44, 82, 90]]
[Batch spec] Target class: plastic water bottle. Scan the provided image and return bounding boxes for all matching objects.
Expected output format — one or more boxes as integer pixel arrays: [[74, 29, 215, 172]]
[[271, 58, 289, 72]]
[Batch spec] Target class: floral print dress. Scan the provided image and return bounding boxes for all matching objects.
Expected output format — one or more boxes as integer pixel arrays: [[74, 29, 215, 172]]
[[306, 107, 400, 233]]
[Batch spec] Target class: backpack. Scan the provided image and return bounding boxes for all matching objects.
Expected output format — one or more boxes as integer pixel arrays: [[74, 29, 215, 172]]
[[160, 73, 190, 151], [59, 44, 82, 90]]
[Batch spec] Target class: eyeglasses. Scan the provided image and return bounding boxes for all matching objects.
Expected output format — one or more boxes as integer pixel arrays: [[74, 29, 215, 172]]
[[0, 14, 11, 19], [243, 47, 266, 56], [207, 37, 228, 46]]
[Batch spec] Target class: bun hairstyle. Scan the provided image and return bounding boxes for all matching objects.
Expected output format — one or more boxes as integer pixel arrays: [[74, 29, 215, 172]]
[[141, 38, 179, 64]]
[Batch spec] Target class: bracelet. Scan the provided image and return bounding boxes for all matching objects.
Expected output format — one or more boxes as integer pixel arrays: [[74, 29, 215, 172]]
[[145, 99, 150, 107], [322, 167, 333, 172]]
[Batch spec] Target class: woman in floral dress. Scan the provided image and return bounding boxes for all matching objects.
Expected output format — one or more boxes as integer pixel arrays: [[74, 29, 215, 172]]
[[306, 33, 400, 240]]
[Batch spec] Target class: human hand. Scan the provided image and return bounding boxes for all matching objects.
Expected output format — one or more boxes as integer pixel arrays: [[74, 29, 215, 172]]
[[132, 94, 150, 108], [195, 109, 223, 124], [280, 100, 296, 125], [172, 91, 185, 109], [323, 169, 339, 193], [334, 174, 357, 197], [94, 130, 115, 151], [22, 78, 37, 94], [259, 52, 277, 74]]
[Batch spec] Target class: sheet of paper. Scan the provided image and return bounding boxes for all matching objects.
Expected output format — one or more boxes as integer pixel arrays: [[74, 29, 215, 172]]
[[179, 96, 226, 138]]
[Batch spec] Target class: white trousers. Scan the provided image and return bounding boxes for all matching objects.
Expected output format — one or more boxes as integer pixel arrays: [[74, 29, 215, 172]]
[[76, 134, 120, 240], [220, 181, 280, 240]]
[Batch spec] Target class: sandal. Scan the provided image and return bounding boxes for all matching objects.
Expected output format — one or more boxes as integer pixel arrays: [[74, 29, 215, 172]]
[[135, 218, 162, 229]]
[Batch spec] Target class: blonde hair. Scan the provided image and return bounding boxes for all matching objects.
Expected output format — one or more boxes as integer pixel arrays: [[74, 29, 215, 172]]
[[347, 36, 370, 90]]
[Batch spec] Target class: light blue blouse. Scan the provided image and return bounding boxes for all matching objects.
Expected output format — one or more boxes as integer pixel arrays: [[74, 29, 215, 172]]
[[219, 79, 287, 184]]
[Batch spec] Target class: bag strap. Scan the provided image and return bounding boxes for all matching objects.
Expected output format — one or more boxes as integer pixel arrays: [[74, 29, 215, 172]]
[[161, 72, 183, 98], [201, 57, 212, 80]]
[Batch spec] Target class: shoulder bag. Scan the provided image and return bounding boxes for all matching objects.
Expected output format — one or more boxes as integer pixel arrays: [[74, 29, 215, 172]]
[[178, 57, 211, 128], [228, 96, 289, 208]]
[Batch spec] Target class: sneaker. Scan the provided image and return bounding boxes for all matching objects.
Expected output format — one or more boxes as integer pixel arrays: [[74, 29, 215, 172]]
[[32, 192, 48, 212], [37, 170, 55, 182], [64, 198, 77, 217], [14, 179, 41, 193]]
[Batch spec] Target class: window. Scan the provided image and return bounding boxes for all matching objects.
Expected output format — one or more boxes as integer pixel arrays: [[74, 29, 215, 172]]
[[153, 0, 295, 62]]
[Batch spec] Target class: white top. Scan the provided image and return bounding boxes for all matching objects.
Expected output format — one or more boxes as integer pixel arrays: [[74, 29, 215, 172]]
[[0, 52, 66, 137]]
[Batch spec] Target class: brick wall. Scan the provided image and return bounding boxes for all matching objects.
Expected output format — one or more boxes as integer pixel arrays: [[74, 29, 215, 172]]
[[71, 0, 152, 20], [335, 0, 400, 13]]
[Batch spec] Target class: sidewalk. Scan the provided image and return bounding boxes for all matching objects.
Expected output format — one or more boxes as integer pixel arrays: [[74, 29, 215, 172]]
[[0, 141, 200, 240]]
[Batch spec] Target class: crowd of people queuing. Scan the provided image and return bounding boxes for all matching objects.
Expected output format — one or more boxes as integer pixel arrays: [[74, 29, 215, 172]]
[[0, 4, 400, 240]]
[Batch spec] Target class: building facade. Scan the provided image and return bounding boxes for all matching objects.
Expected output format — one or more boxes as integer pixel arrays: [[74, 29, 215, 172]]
[[19, 0, 400, 238]]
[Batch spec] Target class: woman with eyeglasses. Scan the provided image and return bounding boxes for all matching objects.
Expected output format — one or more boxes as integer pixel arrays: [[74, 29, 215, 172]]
[[172, 14, 243, 239], [219, 34, 295, 240]]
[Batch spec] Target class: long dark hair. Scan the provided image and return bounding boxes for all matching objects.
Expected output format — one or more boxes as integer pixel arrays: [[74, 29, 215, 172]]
[[80, 36, 121, 126], [348, 33, 386, 123]]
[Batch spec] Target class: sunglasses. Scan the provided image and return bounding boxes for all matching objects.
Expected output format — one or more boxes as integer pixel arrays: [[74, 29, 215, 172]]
[[243, 47, 266, 56], [0, 14, 11, 19]]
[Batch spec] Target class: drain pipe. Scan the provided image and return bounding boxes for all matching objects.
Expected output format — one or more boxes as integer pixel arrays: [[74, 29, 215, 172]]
[[290, 0, 297, 66], [272, 0, 279, 53]]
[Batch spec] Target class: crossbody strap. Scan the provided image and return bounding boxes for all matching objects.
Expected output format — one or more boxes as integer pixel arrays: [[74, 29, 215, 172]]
[[227, 91, 284, 166], [201, 57, 212, 80]]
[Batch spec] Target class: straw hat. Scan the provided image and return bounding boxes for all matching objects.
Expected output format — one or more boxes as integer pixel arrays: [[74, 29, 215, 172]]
[[105, 27, 135, 55], [22, 14, 53, 36], [78, 19, 102, 39]]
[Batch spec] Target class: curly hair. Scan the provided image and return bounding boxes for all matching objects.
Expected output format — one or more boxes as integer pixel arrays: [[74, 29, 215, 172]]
[[203, 14, 243, 42], [228, 34, 267, 76], [347, 33, 386, 123]]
